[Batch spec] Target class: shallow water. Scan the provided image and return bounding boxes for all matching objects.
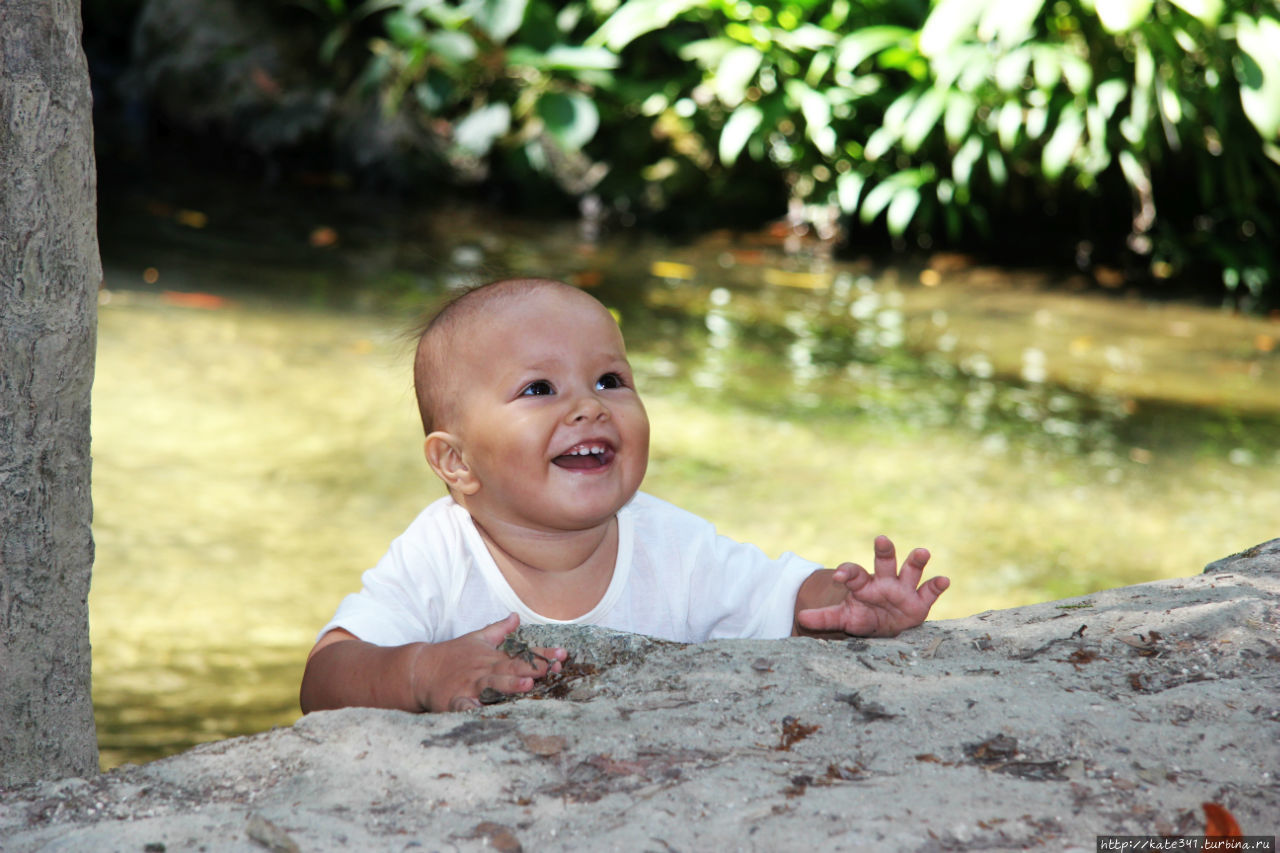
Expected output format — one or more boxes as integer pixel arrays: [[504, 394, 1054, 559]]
[[90, 179, 1280, 768]]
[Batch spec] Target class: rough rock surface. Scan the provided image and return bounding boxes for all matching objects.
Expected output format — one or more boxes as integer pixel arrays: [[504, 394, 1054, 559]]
[[2, 542, 1278, 851]]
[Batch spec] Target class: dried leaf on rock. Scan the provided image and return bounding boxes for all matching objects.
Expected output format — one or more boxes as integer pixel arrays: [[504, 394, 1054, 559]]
[[775, 716, 820, 751], [1203, 802, 1243, 838], [520, 733, 568, 757], [465, 821, 522, 853]]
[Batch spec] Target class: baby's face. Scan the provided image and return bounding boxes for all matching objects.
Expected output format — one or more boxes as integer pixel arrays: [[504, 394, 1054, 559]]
[[444, 287, 650, 533]]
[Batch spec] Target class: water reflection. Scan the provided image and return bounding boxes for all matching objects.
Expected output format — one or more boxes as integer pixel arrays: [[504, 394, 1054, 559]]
[[91, 179, 1279, 769]]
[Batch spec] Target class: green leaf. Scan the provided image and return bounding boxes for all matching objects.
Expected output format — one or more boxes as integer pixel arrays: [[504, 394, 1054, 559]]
[[863, 126, 896, 162], [1117, 149, 1147, 194], [933, 44, 988, 91], [1095, 79, 1128, 120], [986, 149, 1008, 185], [1061, 55, 1093, 94], [902, 87, 946, 152], [426, 30, 478, 65], [556, 4, 582, 33], [1235, 15, 1280, 139], [384, 9, 425, 46], [524, 137, 548, 172], [886, 185, 921, 236], [1025, 104, 1048, 139], [806, 50, 833, 88], [943, 91, 977, 146], [936, 178, 955, 204], [993, 47, 1031, 92], [1167, 0, 1223, 25], [1042, 103, 1083, 180], [537, 91, 599, 150], [1031, 46, 1060, 90], [882, 90, 918, 136], [407, 0, 468, 30], [811, 126, 838, 158], [921, 0, 984, 57], [988, 101, 1018, 149], [792, 84, 835, 155], [834, 26, 912, 71], [679, 38, 732, 69], [836, 171, 865, 214], [952, 136, 983, 187], [715, 46, 764, 108], [1157, 80, 1183, 126], [785, 80, 827, 128], [719, 104, 763, 166], [860, 171, 925, 230], [1081, 109, 1112, 175], [415, 74, 451, 112], [859, 179, 898, 224], [473, 0, 529, 42], [996, 100, 1022, 150], [588, 0, 703, 51], [1129, 41, 1155, 137], [959, 46, 995, 93], [454, 103, 511, 156], [979, 0, 1047, 48], [775, 24, 838, 52], [1092, 0, 1152, 33], [1134, 38, 1155, 90], [504, 45, 619, 71]]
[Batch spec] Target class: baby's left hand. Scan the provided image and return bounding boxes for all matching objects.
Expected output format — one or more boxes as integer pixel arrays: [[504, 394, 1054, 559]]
[[796, 535, 949, 637]]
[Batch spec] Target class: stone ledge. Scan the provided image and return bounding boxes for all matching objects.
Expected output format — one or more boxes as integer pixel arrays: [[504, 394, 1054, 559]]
[[2, 542, 1278, 852]]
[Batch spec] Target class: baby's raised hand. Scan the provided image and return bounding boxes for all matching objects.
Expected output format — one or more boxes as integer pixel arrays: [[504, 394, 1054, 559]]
[[796, 535, 949, 637], [413, 613, 565, 712]]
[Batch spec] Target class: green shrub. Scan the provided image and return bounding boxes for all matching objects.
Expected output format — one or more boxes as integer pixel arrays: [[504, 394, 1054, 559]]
[[297, 0, 1280, 305]]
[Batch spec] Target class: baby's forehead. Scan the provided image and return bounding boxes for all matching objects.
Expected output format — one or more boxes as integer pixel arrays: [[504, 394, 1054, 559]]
[[462, 286, 615, 335]]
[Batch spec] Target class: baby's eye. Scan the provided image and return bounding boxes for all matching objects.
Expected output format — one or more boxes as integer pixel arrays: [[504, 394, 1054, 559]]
[[520, 380, 554, 397], [596, 373, 625, 390]]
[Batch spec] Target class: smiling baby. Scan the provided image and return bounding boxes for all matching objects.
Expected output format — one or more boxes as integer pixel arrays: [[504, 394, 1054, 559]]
[[300, 277, 948, 713]]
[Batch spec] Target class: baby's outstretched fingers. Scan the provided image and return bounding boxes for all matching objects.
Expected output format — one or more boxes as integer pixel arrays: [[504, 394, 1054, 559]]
[[898, 545, 931, 588], [796, 536, 949, 637], [917, 574, 951, 608], [832, 561, 872, 592], [872, 534, 900, 579]]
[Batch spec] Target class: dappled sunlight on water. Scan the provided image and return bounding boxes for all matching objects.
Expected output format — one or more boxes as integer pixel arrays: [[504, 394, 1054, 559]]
[[90, 186, 1279, 768]]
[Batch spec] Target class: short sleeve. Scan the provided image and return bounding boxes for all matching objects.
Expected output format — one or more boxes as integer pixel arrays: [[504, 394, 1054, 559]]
[[626, 494, 821, 641], [696, 535, 820, 639], [316, 503, 457, 646]]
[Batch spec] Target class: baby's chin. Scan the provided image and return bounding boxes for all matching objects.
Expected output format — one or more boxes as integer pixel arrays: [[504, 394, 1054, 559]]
[[551, 488, 642, 530], [468, 491, 636, 534]]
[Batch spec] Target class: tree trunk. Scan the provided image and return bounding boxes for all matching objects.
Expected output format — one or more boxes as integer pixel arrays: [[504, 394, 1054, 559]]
[[0, 0, 101, 784]]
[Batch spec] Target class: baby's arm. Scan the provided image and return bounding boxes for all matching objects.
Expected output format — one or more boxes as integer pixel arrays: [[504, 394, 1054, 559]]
[[793, 535, 949, 637], [299, 613, 565, 713]]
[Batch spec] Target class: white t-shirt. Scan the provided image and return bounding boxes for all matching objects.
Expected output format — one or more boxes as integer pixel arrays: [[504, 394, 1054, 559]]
[[320, 492, 821, 645]]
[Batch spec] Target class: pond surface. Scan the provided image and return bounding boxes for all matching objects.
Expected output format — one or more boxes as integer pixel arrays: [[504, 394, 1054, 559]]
[[91, 175, 1280, 769]]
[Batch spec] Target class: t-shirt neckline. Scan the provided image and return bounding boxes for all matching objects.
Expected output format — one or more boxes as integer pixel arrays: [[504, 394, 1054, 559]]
[[450, 499, 635, 625]]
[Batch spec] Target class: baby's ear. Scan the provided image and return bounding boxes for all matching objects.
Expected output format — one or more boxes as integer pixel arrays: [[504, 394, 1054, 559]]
[[424, 432, 479, 495]]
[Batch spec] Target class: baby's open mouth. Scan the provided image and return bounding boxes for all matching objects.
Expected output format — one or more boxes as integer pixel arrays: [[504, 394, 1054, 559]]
[[552, 443, 615, 470]]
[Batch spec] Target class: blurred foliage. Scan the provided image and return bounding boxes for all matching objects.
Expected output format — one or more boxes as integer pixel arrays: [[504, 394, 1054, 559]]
[[249, 0, 1280, 301]]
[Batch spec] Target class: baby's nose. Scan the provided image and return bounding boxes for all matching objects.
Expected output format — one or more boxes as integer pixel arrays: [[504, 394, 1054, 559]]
[[569, 393, 609, 422]]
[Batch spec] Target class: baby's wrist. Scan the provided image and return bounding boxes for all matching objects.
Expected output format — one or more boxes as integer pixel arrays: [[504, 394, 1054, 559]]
[[404, 642, 438, 712]]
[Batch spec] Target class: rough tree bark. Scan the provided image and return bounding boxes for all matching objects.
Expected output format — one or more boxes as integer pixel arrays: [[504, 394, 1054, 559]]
[[0, 0, 101, 784]]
